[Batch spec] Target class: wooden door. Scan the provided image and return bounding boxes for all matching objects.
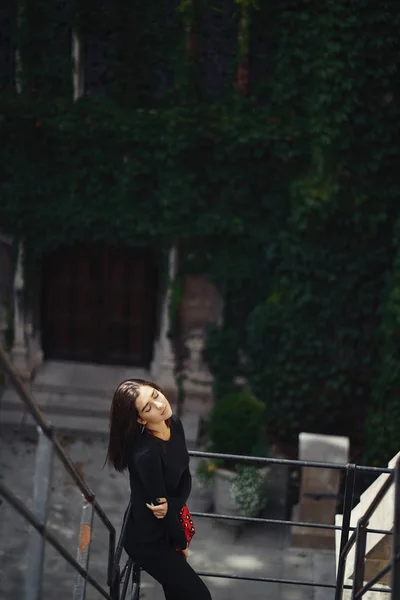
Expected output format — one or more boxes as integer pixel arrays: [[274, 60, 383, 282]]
[[42, 244, 159, 366]]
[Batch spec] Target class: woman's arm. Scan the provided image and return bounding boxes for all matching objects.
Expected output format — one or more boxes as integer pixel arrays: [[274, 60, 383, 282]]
[[167, 467, 192, 512], [167, 416, 192, 511], [135, 448, 187, 550]]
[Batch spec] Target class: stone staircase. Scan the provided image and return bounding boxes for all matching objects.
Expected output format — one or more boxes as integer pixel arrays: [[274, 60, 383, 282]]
[[0, 361, 206, 447], [0, 384, 112, 438]]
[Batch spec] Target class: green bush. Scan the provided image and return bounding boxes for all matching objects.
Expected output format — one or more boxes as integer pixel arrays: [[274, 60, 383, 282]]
[[230, 465, 268, 517], [2, 0, 400, 467], [206, 389, 267, 458]]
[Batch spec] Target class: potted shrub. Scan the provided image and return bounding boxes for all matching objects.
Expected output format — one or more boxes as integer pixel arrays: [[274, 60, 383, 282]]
[[200, 389, 269, 521]]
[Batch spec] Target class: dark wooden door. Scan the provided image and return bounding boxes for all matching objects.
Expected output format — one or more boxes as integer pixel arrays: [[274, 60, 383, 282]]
[[42, 244, 159, 366]]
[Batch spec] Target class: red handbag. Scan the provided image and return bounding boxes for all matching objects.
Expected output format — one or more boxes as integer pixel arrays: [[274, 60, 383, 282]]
[[176, 504, 195, 552]]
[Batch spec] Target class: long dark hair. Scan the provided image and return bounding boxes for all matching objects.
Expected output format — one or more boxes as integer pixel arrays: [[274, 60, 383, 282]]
[[105, 378, 168, 472]]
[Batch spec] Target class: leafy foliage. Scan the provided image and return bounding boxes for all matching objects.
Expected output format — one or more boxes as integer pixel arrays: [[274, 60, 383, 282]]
[[230, 465, 267, 517], [206, 390, 267, 458], [1, 0, 400, 464]]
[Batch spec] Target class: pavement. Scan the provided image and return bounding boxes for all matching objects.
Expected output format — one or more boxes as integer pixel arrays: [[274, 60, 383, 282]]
[[0, 430, 336, 600]]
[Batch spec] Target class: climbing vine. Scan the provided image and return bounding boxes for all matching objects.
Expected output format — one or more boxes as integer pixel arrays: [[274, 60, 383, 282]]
[[1, 0, 400, 464]]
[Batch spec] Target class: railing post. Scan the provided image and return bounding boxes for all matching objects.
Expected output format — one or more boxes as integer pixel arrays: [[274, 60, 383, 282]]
[[130, 563, 141, 600], [120, 560, 133, 600], [24, 426, 54, 600], [110, 565, 120, 600], [391, 457, 400, 598], [335, 464, 356, 600], [351, 521, 367, 599], [110, 501, 132, 599], [73, 497, 94, 600], [107, 528, 116, 588]]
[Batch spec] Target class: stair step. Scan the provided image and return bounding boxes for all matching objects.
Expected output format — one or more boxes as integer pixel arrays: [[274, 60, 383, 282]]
[[1, 388, 111, 418], [2, 387, 210, 418], [32, 381, 112, 399], [0, 404, 200, 448], [0, 409, 109, 439]]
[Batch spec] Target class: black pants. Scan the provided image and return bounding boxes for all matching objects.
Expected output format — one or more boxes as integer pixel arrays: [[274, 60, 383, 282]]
[[127, 538, 212, 600]]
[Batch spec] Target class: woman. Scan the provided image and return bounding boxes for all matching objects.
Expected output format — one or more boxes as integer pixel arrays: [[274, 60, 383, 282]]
[[106, 378, 212, 600]]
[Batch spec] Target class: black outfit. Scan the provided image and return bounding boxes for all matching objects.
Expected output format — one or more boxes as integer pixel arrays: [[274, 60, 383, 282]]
[[124, 415, 211, 600]]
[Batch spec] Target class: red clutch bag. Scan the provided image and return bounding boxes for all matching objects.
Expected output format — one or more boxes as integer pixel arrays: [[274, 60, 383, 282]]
[[176, 504, 195, 552]]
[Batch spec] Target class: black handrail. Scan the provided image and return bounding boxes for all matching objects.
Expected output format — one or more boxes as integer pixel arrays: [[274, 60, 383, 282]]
[[0, 345, 116, 600], [115, 451, 398, 599]]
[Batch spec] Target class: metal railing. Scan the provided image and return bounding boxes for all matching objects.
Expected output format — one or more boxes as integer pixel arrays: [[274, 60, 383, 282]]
[[0, 345, 117, 600], [117, 451, 399, 600], [335, 457, 400, 599], [1, 343, 399, 599]]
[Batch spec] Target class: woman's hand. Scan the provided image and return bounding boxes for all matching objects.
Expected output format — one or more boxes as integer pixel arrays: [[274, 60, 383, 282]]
[[146, 497, 168, 519]]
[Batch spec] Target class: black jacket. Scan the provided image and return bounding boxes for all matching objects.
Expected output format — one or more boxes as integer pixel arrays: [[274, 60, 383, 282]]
[[125, 414, 192, 552]]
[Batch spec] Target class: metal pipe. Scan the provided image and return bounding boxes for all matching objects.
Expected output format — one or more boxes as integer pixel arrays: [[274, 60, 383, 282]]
[[351, 522, 368, 598], [335, 464, 356, 600], [24, 427, 54, 600], [0, 480, 111, 600], [194, 570, 388, 593], [354, 560, 394, 599], [107, 529, 116, 588], [120, 560, 133, 600], [113, 502, 131, 574], [129, 564, 141, 600], [340, 530, 357, 562], [191, 509, 391, 536], [189, 450, 393, 474], [73, 497, 95, 600]]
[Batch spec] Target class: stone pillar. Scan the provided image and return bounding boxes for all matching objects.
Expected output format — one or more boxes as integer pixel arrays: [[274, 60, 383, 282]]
[[179, 274, 223, 401], [183, 328, 214, 396], [291, 432, 350, 549], [26, 313, 44, 374], [11, 243, 29, 378], [150, 246, 178, 400]]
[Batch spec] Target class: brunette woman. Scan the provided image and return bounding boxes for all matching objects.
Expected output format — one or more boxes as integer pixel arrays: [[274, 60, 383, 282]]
[[106, 378, 212, 600]]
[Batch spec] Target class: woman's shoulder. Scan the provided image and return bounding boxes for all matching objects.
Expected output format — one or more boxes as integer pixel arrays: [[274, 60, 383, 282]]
[[131, 435, 160, 467]]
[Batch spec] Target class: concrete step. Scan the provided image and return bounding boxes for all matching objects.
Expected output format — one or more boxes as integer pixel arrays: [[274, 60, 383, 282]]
[[32, 381, 114, 399], [0, 408, 110, 440], [0, 397, 200, 447], [32, 359, 150, 394], [1, 388, 111, 418], [1, 386, 211, 419]]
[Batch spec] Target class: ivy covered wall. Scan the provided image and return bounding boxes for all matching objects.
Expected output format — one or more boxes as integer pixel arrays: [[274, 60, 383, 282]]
[[1, 0, 400, 463]]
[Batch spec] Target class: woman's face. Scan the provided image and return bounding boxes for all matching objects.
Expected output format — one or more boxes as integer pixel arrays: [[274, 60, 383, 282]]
[[135, 385, 172, 426]]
